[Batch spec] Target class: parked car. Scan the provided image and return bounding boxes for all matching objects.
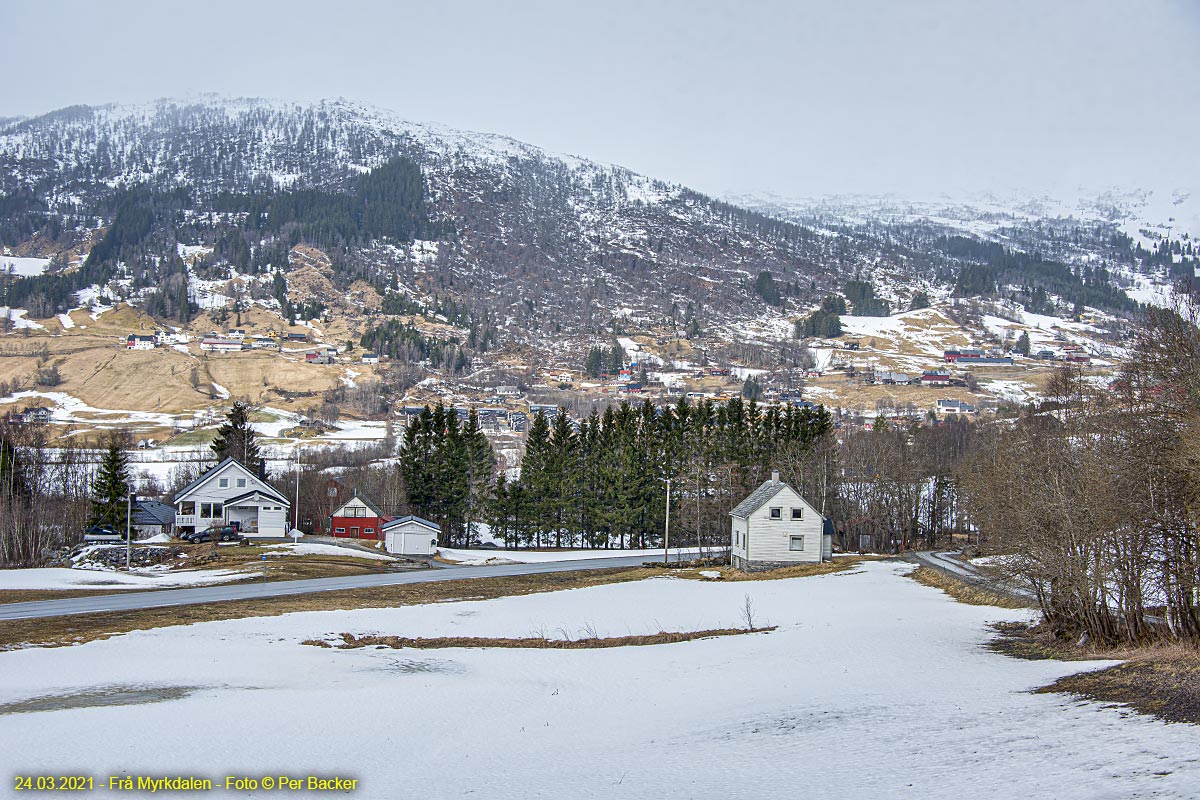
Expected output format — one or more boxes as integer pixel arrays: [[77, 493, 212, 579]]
[[184, 524, 242, 543], [83, 525, 125, 542]]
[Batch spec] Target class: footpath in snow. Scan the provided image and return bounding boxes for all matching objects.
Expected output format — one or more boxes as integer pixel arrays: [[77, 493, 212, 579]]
[[0, 561, 1196, 798]]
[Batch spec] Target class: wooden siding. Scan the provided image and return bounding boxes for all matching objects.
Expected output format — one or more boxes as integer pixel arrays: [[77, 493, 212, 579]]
[[742, 485, 823, 564]]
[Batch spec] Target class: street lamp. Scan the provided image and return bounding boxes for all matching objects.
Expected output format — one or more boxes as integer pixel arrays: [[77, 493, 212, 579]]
[[663, 476, 671, 566]]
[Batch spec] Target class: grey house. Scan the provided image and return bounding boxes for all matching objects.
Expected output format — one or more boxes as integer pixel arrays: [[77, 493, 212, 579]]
[[730, 471, 832, 571]]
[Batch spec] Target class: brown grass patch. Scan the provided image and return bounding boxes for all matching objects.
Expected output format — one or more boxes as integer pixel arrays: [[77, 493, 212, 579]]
[[674, 556, 878, 582], [0, 567, 662, 651], [907, 565, 1031, 609], [989, 622, 1200, 726], [1036, 654, 1200, 725], [0, 589, 120, 604], [306, 626, 775, 651]]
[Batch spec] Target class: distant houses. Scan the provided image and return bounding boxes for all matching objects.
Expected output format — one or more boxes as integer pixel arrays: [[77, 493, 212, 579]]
[[935, 398, 977, 415], [20, 406, 52, 424], [200, 337, 244, 352], [943, 349, 1013, 365], [126, 334, 156, 350]]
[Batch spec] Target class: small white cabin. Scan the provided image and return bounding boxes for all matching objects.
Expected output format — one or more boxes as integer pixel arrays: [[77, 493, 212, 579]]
[[730, 471, 831, 571], [381, 515, 439, 557]]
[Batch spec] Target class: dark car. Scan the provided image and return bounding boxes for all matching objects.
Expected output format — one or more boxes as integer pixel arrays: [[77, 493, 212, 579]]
[[185, 524, 242, 543], [83, 525, 126, 542]]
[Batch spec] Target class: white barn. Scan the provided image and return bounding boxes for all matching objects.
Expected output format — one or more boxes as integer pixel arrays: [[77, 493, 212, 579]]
[[381, 515, 439, 557], [173, 457, 291, 538], [730, 471, 832, 571]]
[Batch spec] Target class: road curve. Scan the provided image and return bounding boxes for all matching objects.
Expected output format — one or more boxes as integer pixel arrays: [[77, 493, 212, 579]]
[[0, 556, 654, 622]]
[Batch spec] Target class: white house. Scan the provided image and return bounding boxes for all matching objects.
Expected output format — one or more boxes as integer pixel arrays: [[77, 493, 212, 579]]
[[361, 352, 380, 365], [381, 515, 439, 557], [730, 471, 831, 571], [126, 334, 156, 350], [173, 457, 291, 538], [200, 338, 244, 352]]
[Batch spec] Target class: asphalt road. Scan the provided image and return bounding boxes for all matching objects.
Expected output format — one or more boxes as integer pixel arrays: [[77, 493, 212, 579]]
[[0, 555, 654, 622]]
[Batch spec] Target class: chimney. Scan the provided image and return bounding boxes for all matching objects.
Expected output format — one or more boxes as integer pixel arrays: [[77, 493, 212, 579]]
[[771, 470, 780, 483]]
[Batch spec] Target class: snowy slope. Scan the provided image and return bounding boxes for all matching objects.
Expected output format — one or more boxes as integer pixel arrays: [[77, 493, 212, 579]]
[[0, 561, 1195, 798]]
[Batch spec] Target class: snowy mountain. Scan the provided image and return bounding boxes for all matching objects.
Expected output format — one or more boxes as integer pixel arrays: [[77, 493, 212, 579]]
[[0, 96, 1193, 352]]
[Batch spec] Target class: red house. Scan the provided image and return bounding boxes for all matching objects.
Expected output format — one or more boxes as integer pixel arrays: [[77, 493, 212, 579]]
[[329, 494, 394, 540]]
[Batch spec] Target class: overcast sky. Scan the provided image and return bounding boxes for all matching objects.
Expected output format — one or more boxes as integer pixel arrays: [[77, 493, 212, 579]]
[[2, 0, 1197, 199]]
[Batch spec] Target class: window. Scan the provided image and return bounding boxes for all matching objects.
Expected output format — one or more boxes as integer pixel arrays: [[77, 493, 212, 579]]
[[791, 508, 803, 520], [237, 478, 246, 488], [200, 502, 223, 518], [334, 527, 345, 534], [218, 478, 228, 488], [769, 507, 782, 520], [790, 536, 805, 551], [179, 501, 195, 515], [364, 528, 374, 534]]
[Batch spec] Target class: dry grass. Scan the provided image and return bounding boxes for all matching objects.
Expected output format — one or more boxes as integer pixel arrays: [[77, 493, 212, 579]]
[[907, 565, 1031, 609], [0, 589, 119, 604], [0, 567, 662, 651], [990, 621, 1200, 725], [306, 626, 775, 651], [1036, 654, 1200, 725], [673, 556, 878, 582]]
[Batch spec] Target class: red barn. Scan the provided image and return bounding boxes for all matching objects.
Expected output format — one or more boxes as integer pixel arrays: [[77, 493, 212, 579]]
[[328, 494, 394, 540]]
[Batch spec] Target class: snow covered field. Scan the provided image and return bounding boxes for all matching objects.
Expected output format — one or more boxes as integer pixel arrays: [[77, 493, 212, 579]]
[[1, 561, 1196, 798], [0, 566, 250, 591]]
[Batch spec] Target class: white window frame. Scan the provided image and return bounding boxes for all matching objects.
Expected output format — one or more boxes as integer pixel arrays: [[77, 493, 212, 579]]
[[769, 507, 782, 520], [237, 478, 247, 488], [791, 508, 803, 520], [789, 535, 805, 551], [334, 527, 346, 534], [218, 478, 229, 488]]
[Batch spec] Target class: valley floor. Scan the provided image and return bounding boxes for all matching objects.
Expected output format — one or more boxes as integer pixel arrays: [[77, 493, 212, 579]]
[[0, 561, 1196, 798]]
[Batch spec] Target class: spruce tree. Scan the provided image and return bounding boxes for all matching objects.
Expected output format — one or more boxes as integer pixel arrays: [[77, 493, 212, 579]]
[[210, 401, 264, 474], [1015, 331, 1031, 356], [89, 435, 130, 532]]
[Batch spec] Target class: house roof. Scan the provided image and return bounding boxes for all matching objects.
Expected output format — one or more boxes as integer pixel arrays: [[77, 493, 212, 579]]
[[331, 493, 386, 518], [730, 477, 801, 518], [134, 499, 175, 527], [381, 515, 440, 532], [172, 457, 285, 504], [225, 487, 291, 507]]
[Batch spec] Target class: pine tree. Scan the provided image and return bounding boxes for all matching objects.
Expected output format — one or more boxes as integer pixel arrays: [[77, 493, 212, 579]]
[[89, 435, 130, 532], [1015, 331, 1031, 356], [210, 401, 263, 474], [461, 409, 495, 546]]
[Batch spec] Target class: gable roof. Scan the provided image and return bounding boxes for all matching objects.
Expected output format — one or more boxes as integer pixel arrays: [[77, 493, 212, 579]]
[[730, 477, 803, 518], [133, 499, 175, 527], [225, 487, 291, 506], [172, 457, 276, 503], [381, 515, 439, 532], [331, 493, 385, 518]]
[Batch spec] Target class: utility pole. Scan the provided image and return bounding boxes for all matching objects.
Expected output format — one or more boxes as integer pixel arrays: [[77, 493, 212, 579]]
[[293, 446, 301, 533], [125, 490, 133, 570], [663, 476, 671, 565]]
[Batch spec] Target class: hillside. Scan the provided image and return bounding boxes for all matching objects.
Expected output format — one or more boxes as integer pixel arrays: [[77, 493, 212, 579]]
[[0, 97, 1194, 428]]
